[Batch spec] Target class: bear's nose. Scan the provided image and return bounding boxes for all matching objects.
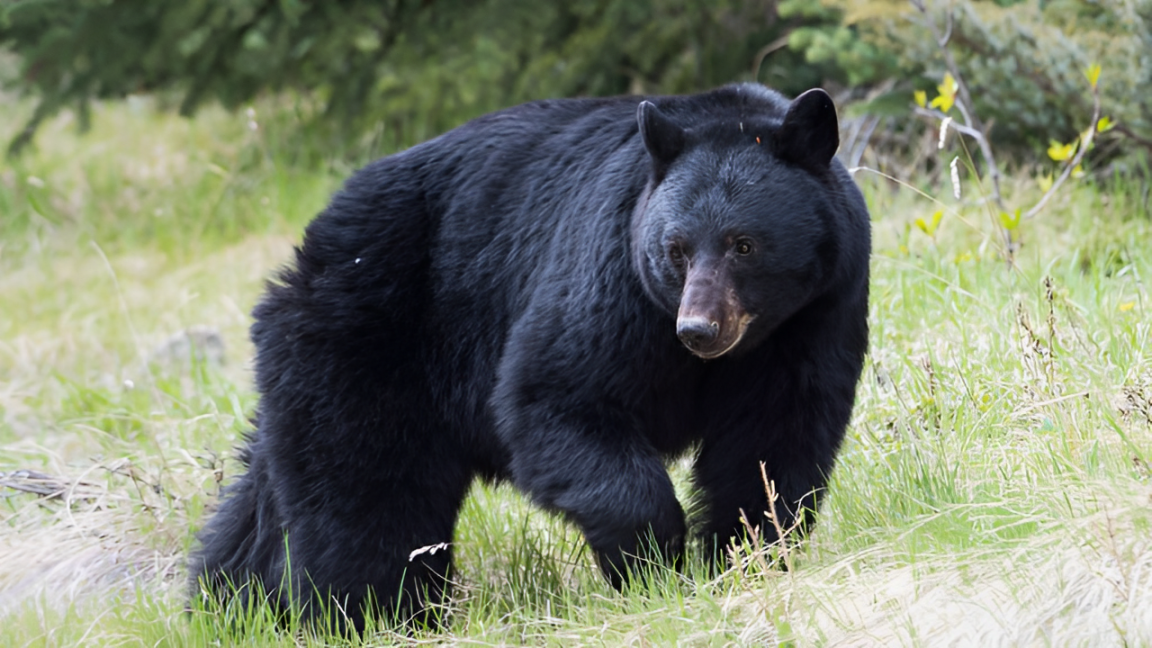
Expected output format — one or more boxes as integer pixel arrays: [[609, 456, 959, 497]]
[[676, 317, 719, 351]]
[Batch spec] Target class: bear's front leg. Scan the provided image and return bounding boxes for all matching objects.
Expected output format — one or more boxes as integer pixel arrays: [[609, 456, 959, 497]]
[[511, 415, 687, 586], [491, 322, 686, 587], [693, 297, 867, 565]]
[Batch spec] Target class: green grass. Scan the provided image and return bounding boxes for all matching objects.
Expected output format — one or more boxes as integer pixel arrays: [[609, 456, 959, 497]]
[[1, 96, 1150, 647]]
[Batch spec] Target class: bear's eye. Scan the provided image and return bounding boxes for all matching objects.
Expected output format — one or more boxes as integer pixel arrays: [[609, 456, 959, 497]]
[[734, 238, 755, 256], [667, 244, 685, 264]]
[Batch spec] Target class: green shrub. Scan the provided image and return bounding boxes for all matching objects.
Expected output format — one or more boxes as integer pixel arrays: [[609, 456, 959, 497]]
[[788, 0, 1151, 162]]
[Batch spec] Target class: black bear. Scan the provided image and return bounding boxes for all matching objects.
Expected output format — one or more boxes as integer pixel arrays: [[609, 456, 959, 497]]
[[190, 84, 870, 632]]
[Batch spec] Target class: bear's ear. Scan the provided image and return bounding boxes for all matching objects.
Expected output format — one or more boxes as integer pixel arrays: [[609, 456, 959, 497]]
[[775, 88, 839, 171], [637, 100, 685, 170]]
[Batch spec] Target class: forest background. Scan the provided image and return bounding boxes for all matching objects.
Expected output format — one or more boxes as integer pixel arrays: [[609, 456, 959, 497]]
[[4, 0, 1151, 165]]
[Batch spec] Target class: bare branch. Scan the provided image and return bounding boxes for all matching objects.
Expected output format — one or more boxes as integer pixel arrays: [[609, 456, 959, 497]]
[[1024, 83, 1101, 220], [912, 106, 984, 141], [1111, 124, 1152, 152], [909, 0, 1005, 212]]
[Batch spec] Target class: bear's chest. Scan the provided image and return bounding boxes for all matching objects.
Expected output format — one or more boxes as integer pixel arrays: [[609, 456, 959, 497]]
[[636, 358, 706, 457]]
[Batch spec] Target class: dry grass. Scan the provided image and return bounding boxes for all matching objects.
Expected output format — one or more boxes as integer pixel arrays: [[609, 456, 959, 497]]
[[772, 483, 1152, 646]]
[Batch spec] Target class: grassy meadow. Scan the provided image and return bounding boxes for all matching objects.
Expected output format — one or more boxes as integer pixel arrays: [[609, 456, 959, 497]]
[[0, 97, 1150, 647]]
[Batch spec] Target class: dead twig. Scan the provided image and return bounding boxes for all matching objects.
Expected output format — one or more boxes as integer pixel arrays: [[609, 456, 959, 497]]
[[759, 462, 795, 573], [0, 469, 101, 500]]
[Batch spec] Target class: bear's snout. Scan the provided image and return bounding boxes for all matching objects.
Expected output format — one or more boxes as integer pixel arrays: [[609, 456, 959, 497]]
[[676, 316, 720, 351], [676, 260, 750, 359]]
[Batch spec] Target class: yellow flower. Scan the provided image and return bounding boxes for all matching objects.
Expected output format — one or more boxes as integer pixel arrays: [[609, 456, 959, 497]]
[[929, 73, 958, 113], [914, 90, 927, 108], [1047, 140, 1077, 162], [999, 208, 1021, 231], [1037, 174, 1054, 192], [1097, 116, 1114, 132], [1085, 63, 1101, 90], [914, 209, 944, 237], [1072, 164, 1085, 179], [1119, 301, 1135, 312]]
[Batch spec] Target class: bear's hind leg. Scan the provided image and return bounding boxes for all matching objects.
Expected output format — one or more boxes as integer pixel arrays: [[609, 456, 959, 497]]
[[275, 438, 475, 633]]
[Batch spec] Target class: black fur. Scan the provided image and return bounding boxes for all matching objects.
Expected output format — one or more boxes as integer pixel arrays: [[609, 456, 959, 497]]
[[190, 83, 871, 632]]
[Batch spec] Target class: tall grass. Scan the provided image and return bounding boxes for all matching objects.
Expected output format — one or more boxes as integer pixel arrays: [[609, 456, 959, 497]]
[[1, 96, 1149, 646]]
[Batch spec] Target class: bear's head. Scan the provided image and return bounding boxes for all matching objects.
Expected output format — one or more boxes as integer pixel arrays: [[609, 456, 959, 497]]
[[631, 87, 845, 359]]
